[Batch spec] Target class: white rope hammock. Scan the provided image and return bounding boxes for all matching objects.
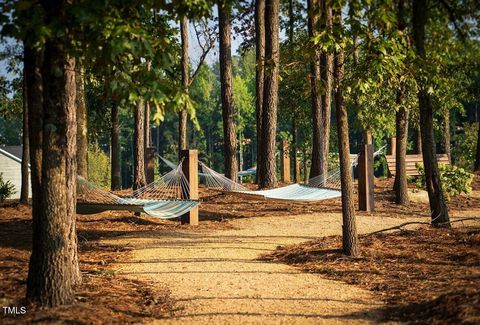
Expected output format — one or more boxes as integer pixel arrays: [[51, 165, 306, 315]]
[[76, 160, 198, 219], [198, 145, 387, 202]]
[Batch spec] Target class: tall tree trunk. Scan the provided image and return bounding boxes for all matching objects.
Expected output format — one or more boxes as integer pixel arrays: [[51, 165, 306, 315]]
[[179, 16, 189, 153], [75, 63, 88, 179], [133, 99, 146, 190], [145, 100, 151, 149], [394, 90, 410, 205], [24, 42, 45, 301], [255, 0, 265, 181], [412, 0, 450, 227], [319, 0, 333, 180], [333, 10, 358, 257], [111, 102, 121, 190], [26, 19, 80, 306], [20, 71, 30, 204], [259, 0, 279, 189], [218, 0, 238, 181], [293, 120, 300, 182], [393, 0, 409, 206], [308, 0, 324, 179], [442, 112, 451, 162], [475, 120, 480, 172], [288, 0, 300, 183]]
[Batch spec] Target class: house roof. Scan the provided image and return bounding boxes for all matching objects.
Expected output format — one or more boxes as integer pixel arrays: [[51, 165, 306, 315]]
[[0, 146, 24, 164]]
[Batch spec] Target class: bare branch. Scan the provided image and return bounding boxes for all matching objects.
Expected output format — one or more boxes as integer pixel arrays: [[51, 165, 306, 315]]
[[189, 18, 217, 86]]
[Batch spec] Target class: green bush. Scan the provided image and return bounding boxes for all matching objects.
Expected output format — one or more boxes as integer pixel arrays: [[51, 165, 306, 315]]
[[0, 173, 16, 201], [416, 163, 474, 200], [87, 143, 111, 189]]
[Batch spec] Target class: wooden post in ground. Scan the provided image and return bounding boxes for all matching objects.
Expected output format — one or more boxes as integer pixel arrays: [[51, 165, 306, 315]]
[[388, 137, 396, 156], [146, 147, 155, 184], [358, 144, 375, 211], [280, 139, 291, 183], [180, 149, 199, 225]]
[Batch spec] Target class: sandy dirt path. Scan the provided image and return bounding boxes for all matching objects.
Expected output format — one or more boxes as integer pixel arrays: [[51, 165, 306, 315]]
[[102, 211, 431, 324]]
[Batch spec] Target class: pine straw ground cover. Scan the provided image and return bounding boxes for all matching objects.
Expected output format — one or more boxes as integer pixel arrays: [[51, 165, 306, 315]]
[[0, 202, 229, 324], [261, 225, 480, 324]]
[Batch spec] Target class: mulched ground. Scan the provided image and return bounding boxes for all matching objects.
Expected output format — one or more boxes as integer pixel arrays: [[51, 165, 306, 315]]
[[1, 174, 479, 323], [261, 225, 480, 324], [0, 202, 229, 324]]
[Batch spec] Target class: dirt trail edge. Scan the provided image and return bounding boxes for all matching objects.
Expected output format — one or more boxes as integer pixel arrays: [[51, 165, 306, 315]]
[[103, 213, 423, 324]]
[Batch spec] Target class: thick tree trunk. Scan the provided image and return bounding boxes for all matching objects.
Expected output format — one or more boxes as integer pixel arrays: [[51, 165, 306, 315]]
[[133, 99, 146, 190], [255, 0, 265, 181], [475, 121, 480, 171], [308, 0, 324, 179], [334, 11, 358, 257], [75, 64, 88, 179], [394, 0, 409, 206], [26, 26, 80, 306], [259, 0, 279, 189], [442, 112, 451, 162], [20, 72, 30, 204], [412, 0, 450, 227], [111, 102, 122, 190], [179, 15, 189, 152], [319, 0, 333, 180], [218, 0, 238, 181]]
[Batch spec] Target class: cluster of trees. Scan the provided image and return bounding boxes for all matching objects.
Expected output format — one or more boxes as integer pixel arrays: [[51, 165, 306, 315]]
[[0, 0, 479, 308]]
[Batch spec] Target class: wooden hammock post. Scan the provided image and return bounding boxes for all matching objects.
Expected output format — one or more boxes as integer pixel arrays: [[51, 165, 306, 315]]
[[146, 147, 155, 184], [180, 149, 199, 225], [358, 142, 375, 211], [388, 137, 396, 156], [280, 139, 291, 183]]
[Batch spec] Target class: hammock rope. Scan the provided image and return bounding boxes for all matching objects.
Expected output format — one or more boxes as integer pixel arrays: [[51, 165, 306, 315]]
[[197, 145, 387, 202], [76, 159, 198, 219]]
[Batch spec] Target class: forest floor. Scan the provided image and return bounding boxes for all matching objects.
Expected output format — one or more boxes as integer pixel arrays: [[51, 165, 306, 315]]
[[0, 175, 479, 324]]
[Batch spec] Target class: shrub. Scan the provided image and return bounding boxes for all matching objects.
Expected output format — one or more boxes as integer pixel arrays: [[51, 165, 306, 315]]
[[416, 163, 474, 199], [0, 173, 16, 201], [88, 143, 111, 189]]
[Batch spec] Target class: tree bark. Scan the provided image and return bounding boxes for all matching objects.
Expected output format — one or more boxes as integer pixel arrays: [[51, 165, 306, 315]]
[[442, 112, 451, 162], [393, 0, 409, 206], [20, 70, 30, 204], [133, 99, 146, 190], [255, 0, 265, 182], [75, 63, 88, 179], [218, 0, 238, 181], [319, 0, 333, 181], [293, 120, 300, 182], [26, 16, 80, 305], [308, 0, 324, 179], [475, 121, 480, 171], [259, 0, 279, 189], [333, 10, 358, 257], [111, 102, 122, 190], [412, 0, 450, 227], [179, 15, 188, 153], [394, 91, 410, 205], [24, 42, 45, 302]]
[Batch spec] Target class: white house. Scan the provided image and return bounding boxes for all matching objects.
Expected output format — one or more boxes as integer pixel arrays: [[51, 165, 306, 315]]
[[0, 146, 32, 199]]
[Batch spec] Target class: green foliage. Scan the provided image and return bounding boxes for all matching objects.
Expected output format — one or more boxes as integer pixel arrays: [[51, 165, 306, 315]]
[[416, 163, 474, 200], [452, 123, 478, 171], [0, 173, 16, 201], [87, 143, 111, 189]]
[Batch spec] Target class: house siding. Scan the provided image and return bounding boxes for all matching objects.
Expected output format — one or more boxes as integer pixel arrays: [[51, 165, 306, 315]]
[[0, 152, 32, 200]]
